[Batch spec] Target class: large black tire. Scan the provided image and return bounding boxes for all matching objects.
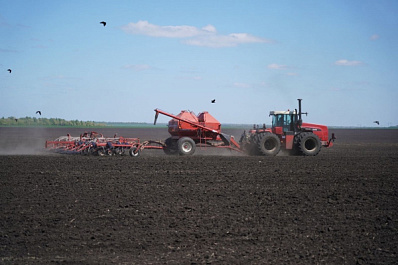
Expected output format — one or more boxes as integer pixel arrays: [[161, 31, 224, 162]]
[[296, 132, 321, 156], [256, 133, 281, 156], [177, 137, 196, 156], [163, 137, 178, 155]]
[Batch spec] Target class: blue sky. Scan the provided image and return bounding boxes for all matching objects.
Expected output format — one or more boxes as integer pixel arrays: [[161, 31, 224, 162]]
[[1, 0, 397, 127]]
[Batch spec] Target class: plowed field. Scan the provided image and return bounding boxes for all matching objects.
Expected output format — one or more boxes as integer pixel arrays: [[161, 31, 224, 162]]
[[1, 127, 397, 264]]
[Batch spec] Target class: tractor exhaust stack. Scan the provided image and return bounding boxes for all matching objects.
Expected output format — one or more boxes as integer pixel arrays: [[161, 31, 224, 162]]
[[298, 98, 302, 121], [297, 98, 308, 128]]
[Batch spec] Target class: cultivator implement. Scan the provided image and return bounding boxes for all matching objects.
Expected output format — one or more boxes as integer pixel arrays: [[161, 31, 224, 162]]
[[45, 131, 148, 156]]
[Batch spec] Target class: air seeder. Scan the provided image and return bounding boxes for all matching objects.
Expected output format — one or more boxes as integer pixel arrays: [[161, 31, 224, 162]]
[[152, 109, 241, 156]]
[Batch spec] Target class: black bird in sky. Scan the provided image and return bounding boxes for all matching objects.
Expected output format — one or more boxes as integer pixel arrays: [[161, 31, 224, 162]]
[[211, 99, 216, 103], [7, 69, 11, 73], [374, 121, 379, 125], [36, 111, 41, 115], [100, 21, 106, 27]]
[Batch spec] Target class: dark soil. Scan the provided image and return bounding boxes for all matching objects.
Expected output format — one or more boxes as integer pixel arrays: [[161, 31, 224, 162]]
[[0, 127, 397, 264]]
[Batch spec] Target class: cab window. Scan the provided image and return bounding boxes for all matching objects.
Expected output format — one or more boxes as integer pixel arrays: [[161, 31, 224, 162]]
[[272, 114, 293, 131]]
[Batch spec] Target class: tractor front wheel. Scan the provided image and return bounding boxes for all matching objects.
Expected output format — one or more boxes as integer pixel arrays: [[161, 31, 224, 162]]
[[257, 133, 281, 156], [296, 132, 321, 156], [177, 137, 196, 156]]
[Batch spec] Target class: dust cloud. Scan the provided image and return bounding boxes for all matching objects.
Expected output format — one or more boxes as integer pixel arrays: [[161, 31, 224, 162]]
[[0, 127, 54, 155]]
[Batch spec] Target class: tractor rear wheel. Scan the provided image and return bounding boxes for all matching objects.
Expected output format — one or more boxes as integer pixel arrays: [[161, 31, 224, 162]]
[[177, 137, 196, 156], [257, 133, 281, 156], [296, 132, 321, 156]]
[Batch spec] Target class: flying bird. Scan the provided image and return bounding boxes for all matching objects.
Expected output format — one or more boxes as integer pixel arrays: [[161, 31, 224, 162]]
[[211, 99, 216, 103], [373, 121, 379, 125], [7, 69, 11, 73], [36, 111, 41, 115], [100, 21, 106, 27]]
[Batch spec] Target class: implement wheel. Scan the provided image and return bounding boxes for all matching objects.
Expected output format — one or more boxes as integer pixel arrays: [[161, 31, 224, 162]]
[[296, 132, 321, 156], [177, 137, 196, 156], [129, 147, 141, 157], [257, 133, 281, 156]]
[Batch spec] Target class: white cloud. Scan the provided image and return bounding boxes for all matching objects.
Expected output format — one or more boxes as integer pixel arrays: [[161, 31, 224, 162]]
[[334, 59, 364, 66], [370, 34, 380, 41], [267, 63, 288, 70], [121, 20, 271, 48], [202, 24, 217, 33], [121, 21, 201, 38], [122, 64, 151, 71], [184, 33, 269, 48]]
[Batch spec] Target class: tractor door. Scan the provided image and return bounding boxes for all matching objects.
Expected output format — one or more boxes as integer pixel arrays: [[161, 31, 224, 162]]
[[272, 114, 294, 134]]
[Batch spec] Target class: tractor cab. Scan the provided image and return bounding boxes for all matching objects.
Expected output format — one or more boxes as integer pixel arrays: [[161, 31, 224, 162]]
[[270, 110, 298, 135]]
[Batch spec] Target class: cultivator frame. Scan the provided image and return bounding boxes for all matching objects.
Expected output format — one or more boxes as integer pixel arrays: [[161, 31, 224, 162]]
[[45, 131, 144, 156]]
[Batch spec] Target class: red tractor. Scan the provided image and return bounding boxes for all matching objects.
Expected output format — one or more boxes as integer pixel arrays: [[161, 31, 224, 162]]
[[239, 99, 335, 156]]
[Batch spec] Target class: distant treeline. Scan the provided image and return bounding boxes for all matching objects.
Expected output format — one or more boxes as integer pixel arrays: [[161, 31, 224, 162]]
[[0, 117, 105, 127]]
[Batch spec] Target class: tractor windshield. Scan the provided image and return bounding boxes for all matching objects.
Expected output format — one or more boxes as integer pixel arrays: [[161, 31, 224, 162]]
[[272, 114, 295, 131]]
